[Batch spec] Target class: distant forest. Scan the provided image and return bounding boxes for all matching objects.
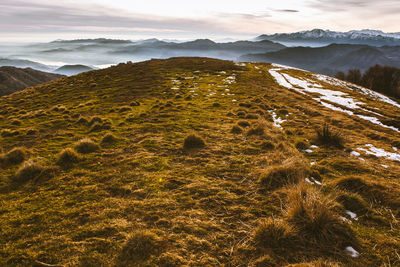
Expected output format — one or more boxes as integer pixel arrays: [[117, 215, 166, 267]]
[[336, 65, 400, 99]]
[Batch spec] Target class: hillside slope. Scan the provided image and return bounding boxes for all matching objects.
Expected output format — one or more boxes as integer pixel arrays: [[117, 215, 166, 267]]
[[0, 66, 63, 96], [0, 58, 399, 266]]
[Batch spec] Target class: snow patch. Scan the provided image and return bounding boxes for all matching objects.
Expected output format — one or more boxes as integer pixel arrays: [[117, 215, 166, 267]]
[[345, 246, 360, 258], [357, 144, 400, 162]]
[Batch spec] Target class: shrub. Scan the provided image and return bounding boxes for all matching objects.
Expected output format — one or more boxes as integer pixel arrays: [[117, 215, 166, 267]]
[[118, 230, 161, 264], [74, 138, 100, 154], [285, 184, 357, 248], [56, 148, 80, 167], [13, 160, 44, 183], [253, 218, 294, 249], [101, 133, 117, 144], [258, 158, 309, 190], [315, 124, 344, 148], [231, 125, 243, 134], [183, 134, 206, 150], [0, 147, 27, 166]]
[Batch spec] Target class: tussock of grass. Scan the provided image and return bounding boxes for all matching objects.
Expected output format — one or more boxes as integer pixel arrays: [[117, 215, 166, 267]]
[[13, 160, 44, 183], [285, 184, 358, 249], [237, 120, 250, 128], [258, 158, 309, 190], [56, 148, 80, 167], [336, 191, 369, 215], [117, 230, 161, 264], [74, 138, 100, 154], [253, 218, 295, 249], [101, 133, 118, 144], [183, 133, 206, 150], [77, 116, 88, 124], [315, 124, 344, 148], [89, 116, 103, 126], [231, 125, 243, 134], [0, 147, 27, 167], [247, 123, 267, 136], [295, 140, 309, 150]]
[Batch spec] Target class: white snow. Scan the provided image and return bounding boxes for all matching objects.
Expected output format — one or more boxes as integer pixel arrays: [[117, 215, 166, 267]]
[[268, 69, 293, 89], [393, 147, 398, 151], [268, 67, 400, 133], [305, 149, 313, 153], [269, 111, 287, 129], [346, 210, 358, 221], [357, 144, 400, 162], [350, 151, 361, 157], [310, 145, 319, 149], [345, 246, 360, 258], [381, 164, 388, 168], [314, 74, 400, 109]]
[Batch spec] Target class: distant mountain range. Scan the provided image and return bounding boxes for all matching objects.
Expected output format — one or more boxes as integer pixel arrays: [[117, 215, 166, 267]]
[[53, 64, 94, 76], [1, 30, 400, 79], [0, 66, 63, 96], [257, 29, 400, 47], [239, 44, 400, 75]]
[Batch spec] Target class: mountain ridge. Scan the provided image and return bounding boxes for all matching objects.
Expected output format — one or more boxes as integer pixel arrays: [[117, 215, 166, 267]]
[[0, 57, 399, 266]]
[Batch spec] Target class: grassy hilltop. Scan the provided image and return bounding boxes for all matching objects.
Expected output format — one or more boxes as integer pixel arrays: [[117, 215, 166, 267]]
[[0, 57, 399, 266]]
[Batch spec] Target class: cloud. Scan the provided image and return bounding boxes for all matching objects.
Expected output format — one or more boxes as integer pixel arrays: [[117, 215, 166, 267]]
[[0, 0, 226, 34], [310, 0, 400, 13], [275, 9, 299, 13]]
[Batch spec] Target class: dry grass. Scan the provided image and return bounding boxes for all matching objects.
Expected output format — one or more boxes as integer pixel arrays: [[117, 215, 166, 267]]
[[117, 230, 161, 265], [285, 184, 358, 249], [315, 124, 344, 148], [253, 218, 295, 249], [0, 147, 27, 167], [13, 160, 44, 183], [258, 158, 310, 190], [183, 133, 206, 150], [74, 138, 100, 154], [56, 148, 80, 167]]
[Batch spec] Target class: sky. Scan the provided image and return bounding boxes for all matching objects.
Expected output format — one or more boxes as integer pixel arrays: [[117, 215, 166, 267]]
[[1, 0, 399, 42]]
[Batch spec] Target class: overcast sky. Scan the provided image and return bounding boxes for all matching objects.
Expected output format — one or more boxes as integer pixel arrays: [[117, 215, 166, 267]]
[[1, 0, 399, 42]]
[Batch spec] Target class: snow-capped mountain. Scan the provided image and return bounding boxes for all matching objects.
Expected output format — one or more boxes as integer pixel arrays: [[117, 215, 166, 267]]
[[257, 29, 400, 47]]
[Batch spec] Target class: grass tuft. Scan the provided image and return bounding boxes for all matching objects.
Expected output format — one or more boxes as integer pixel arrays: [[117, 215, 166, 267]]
[[0, 147, 27, 167], [183, 133, 206, 150], [285, 184, 358, 248], [117, 230, 161, 264], [253, 218, 295, 249], [13, 160, 44, 183], [101, 133, 118, 144], [74, 138, 100, 154], [315, 124, 344, 148], [258, 158, 309, 190], [56, 148, 80, 167]]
